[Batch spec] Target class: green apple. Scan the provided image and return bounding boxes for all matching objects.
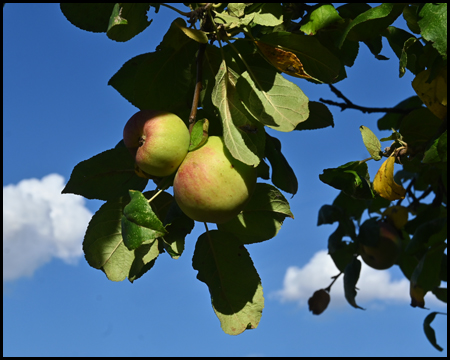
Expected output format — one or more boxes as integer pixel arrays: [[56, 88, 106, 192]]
[[173, 136, 257, 224], [359, 221, 402, 270], [123, 110, 190, 177]]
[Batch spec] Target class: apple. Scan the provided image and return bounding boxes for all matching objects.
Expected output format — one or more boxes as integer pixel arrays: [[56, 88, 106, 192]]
[[308, 289, 330, 315], [359, 221, 402, 270], [173, 136, 257, 224], [123, 110, 190, 177]]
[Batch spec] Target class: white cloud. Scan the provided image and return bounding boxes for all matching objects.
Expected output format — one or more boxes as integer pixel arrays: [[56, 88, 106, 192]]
[[3, 174, 92, 281], [273, 250, 446, 309]]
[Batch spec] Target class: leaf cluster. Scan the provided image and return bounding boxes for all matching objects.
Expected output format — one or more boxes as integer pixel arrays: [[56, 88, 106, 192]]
[[60, 3, 446, 344]]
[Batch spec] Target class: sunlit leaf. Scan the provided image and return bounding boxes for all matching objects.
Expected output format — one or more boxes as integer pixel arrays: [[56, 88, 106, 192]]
[[319, 161, 374, 199], [300, 4, 343, 35], [107, 3, 152, 42], [121, 190, 167, 250], [174, 18, 208, 43], [360, 125, 382, 160], [237, 67, 309, 132], [211, 61, 262, 166], [418, 3, 447, 59], [337, 3, 404, 49], [373, 156, 406, 200], [189, 119, 209, 151]]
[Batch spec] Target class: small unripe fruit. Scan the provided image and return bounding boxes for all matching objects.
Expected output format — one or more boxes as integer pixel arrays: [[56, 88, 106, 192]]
[[308, 289, 330, 315], [123, 110, 190, 177], [359, 221, 402, 270], [173, 136, 257, 224]]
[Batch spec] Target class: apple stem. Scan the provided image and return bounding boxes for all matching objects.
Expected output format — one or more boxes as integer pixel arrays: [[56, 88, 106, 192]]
[[147, 188, 164, 203], [324, 272, 342, 292]]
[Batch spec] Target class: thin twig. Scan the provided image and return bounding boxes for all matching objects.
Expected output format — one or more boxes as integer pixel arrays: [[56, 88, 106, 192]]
[[320, 84, 414, 114], [324, 272, 342, 292]]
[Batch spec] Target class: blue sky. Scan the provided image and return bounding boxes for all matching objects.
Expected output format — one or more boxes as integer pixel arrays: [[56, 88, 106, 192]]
[[3, 3, 447, 357]]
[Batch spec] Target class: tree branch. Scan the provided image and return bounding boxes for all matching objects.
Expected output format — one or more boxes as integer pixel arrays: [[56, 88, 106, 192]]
[[320, 84, 413, 114], [188, 42, 207, 133]]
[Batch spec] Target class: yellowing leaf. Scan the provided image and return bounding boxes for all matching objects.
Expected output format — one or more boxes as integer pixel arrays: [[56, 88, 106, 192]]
[[410, 281, 426, 308], [373, 156, 406, 200], [255, 41, 320, 82], [383, 205, 409, 229], [412, 68, 447, 119]]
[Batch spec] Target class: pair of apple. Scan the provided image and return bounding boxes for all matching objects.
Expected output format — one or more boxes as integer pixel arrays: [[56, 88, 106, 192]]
[[123, 110, 256, 224]]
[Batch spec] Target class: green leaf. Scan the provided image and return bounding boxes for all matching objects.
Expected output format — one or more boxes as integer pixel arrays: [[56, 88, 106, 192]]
[[62, 147, 148, 201], [344, 257, 365, 309], [377, 96, 423, 130], [60, 3, 115, 32], [403, 4, 421, 34], [295, 101, 334, 131], [423, 312, 446, 352], [337, 3, 404, 49], [317, 204, 343, 226], [319, 161, 374, 199], [432, 287, 447, 303], [214, 11, 252, 30], [411, 242, 446, 294], [265, 133, 298, 195], [192, 230, 264, 335], [121, 190, 168, 250], [360, 125, 382, 160], [399, 108, 443, 151], [406, 217, 447, 255], [174, 18, 208, 43], [189, 119, 209, 151], [300, 4, 343, 35], [108, 18, 198, 113], [379, 129, 403, 143], [83, 194, 160, 282], [258, 32, 342, 84], [106, 3, 152, 42], [251, 3, 283, 27], [237, 67, 309, 132], [382, 26, 424, 76], [227, 3, 247, 18], [329, 235, 357, 273], [333, 191, 371, 223], [218, 183, 293, 244], [423, 130, 447, 164], [211, 61, 262, 166], [318, 202, 358, 272], [418, 4, 447, 60], [162, 200, 195, 259]]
